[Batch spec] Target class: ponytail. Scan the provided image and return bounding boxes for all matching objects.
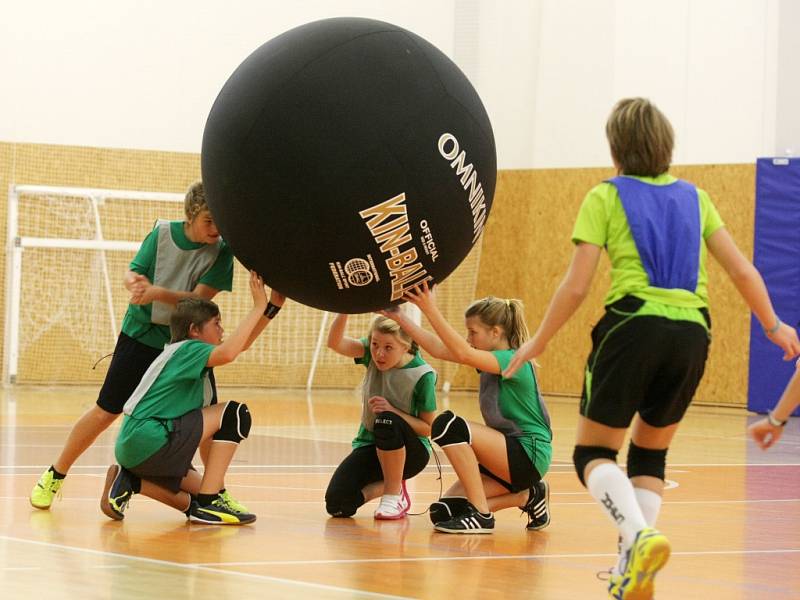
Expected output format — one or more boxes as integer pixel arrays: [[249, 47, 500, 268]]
[[465, 296, 529, 349]]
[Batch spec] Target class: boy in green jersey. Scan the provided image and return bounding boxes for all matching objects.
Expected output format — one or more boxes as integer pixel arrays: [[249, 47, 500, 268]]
[[102, 271, 284, 525], [31, 181, 246, 512]]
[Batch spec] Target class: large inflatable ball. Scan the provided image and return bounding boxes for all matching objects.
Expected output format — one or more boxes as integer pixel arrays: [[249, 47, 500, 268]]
[[202, 17, 496, 313]]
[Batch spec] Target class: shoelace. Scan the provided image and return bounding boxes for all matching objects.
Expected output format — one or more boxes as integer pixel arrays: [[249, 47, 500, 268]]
[[518, 486, 539, 524], [596, 568, 614, 581], [214, 495, 247, 514], [377, 495, 404, 513], [113, 490, 132, 513], [50, 483, 64, 504], [408, 449, 444, 517], [218, 493, 244, 513]]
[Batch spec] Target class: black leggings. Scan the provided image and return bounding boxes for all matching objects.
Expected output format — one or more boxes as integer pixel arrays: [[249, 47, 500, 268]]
[[325, 412, 429, 517]]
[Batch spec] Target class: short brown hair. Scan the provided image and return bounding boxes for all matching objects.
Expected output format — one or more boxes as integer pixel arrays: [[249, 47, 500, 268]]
[[184, 180, 208, 222], [606, 98, 674, 177], [170, 297, 220, 342]]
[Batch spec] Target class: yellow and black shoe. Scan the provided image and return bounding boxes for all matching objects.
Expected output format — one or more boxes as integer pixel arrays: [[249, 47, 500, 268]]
[[101, 464, 136, 521], [218, 489, 249, 514], [608, 527, 671, 600], [189, 496, 256, 525], [30, 468, 64, 510]]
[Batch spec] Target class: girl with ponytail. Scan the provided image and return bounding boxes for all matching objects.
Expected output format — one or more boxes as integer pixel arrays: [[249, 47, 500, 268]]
[[387, 283, 552, 534]]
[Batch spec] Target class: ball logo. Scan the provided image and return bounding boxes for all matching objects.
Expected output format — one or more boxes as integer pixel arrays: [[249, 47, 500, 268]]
[[359, 193, 433, 301], [328, 254, 380, 291], [438, 133, 488, 243], [344, 258, 374, 286]]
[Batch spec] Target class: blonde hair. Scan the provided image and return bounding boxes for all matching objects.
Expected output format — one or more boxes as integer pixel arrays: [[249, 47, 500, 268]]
[[606, 97, 674, 177], [184, 180, 208, 222], [465, 296, 529, 349], [368, 315, 418, 355], [170, 297, 220, 343]]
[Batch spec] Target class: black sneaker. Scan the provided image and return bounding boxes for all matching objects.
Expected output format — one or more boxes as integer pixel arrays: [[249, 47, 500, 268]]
[[434, 503, 494, 534], [522, 479, 551, 531], [429, 496, 471, 525], [188, 496, 257, 525], [101, 464, 135, 521]]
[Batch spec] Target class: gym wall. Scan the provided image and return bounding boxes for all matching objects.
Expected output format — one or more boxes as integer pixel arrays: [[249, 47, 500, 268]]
[[0, 142, 757, 406]]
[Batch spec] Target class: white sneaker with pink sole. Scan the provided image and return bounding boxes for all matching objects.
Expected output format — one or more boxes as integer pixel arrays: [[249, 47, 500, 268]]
[[374, 480, 411, 520]]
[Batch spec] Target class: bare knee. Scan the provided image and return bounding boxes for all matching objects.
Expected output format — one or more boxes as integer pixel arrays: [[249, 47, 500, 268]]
[[89, 405, 119, 428]]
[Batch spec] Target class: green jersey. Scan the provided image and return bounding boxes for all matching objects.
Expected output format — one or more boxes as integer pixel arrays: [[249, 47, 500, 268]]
[[480, 350, 553, 476], [121, 221, 233, 349], [115, 339, 214, 468], [572, 174, 724, 327], [352, 339, 437, 451]]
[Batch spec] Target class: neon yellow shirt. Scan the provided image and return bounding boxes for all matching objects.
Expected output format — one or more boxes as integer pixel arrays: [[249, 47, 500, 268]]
[[572, 174, 724, 326]]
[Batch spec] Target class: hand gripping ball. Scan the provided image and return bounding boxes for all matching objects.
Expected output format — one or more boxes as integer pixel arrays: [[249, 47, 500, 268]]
[[201, 17, 496, 313]]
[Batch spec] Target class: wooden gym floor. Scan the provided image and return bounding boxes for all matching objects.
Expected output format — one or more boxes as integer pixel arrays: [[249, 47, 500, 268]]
[[1, 386, 798, 599]]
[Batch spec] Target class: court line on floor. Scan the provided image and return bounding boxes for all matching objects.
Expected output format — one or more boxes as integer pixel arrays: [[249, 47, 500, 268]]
[[556, 498, 800, 506], [3, 463, 799, 470], [0, 535, 411, 599], [3, 496, 797, 506], [193, 547, 800, 568]]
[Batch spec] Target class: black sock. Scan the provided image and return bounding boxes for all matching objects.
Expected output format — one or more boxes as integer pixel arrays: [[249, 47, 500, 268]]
[[184, 496, 195, 517], [49, 466, 66, 480], [130, 473, 142, 494], [198, 493, 218, 506]]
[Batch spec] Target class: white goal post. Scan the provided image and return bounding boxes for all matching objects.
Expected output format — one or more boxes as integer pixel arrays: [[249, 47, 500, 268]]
[[3, 184, 184, 384], [3, 184, 481, 389]]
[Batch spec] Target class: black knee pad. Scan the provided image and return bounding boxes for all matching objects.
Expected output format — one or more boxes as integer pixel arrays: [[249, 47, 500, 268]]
[[373, 411, 405, 451], [573, 445, 619, 487], [429, 496, 470, 525], [325, 488, 365, 518], [212, 401, 251, 443], [431, 411, 471, 448], [626, 443, 667, 481]]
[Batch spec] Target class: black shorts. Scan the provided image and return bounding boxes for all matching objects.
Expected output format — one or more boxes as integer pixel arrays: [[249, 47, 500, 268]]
[[96, 333, 163, 414], [128, 409, 203, 493], [326, 418, 430, 505], [478, 435, 542, 493], [581, 295, 710, 428]]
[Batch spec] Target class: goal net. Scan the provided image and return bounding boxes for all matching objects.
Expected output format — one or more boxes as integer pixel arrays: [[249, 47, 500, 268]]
[[4, 184, 482, 389]]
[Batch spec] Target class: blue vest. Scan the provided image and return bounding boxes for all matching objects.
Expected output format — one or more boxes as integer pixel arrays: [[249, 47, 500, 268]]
[[607, 176, 701, 292]]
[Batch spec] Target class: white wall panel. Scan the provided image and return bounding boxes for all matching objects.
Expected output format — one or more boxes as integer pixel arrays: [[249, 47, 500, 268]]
[[0, 0, 790, 167], [683, 0, 770, 164], [531, 0, 616, 168]]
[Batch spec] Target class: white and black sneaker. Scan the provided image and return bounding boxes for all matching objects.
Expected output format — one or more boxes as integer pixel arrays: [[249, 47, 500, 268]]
[[522, 479, 551, 531], [434, 503, 495, 534], [429, 496, 470, 525]]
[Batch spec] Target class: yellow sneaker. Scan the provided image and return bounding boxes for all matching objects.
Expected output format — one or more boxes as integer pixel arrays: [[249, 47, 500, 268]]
[[608, 527, 671, 600], [218, 489, 249, 514], [30, 469, 64, 510]]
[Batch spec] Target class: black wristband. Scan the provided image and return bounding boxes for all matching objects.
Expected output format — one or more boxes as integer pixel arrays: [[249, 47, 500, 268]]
[[264, 302, 282, 319]]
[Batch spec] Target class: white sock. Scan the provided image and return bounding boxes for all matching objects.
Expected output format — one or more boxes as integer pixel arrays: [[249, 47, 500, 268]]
[[634, 487, 663, 527], [586, 462, 647, 549]]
